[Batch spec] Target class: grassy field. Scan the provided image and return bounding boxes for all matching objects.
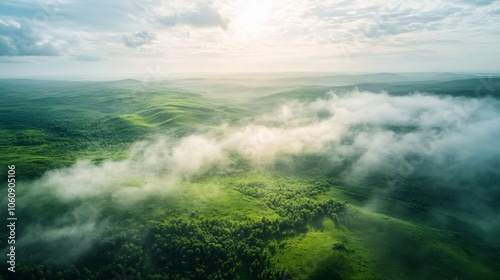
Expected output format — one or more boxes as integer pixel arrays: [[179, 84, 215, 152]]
[[1, 75, 499, 279]]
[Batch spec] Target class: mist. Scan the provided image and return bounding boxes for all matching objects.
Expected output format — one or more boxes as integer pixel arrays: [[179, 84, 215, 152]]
[[8, 88, 500, 262]]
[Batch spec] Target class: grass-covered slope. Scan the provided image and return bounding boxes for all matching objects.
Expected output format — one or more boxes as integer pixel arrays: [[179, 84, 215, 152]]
[[0, 79, 242, 180], [6, 169, 500, 280], [1, 75, 499, 280]]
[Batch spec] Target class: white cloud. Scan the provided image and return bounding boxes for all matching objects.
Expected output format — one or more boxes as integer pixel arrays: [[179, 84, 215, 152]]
[[157, 2, 228, 30], [12, 88, 500, 256], [122, 31, 157, 48], [0, 18, 68, 56], [26, 90, 500, 203], [1, 0, 500, 73]]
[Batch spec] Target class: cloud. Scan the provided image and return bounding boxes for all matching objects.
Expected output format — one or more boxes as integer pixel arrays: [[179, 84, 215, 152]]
[[23, 89, 500, 206], [357, 5, 461, 38], [453, 0, 496, 6], [0, 18, 65, 56], [157, 3, 228, 30], [1, 0, 500, 73], [54, 0, 142, 32], [0, 0, 48, 19], [18, 206, 99, 263], [73, 54, 103, 61], [122, 31, 157, 48], [8, 87, 500, 260]]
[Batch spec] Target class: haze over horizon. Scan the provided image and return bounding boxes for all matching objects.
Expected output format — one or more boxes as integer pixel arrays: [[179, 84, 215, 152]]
[[1, 0, 500, 78]]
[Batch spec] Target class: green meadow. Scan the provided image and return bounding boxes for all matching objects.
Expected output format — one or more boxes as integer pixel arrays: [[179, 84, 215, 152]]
[[1, 74, 499, 279]]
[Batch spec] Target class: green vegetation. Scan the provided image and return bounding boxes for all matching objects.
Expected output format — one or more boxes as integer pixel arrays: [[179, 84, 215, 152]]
[[0, 80, 242, 180], [10, 174, 346, 280], [1, 76, 499, 280]]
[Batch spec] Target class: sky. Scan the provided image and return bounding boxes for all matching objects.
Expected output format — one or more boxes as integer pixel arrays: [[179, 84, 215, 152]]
[[0, 0, 499, 78]]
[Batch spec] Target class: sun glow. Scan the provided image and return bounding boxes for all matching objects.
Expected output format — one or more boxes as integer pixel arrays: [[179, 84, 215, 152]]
[[236, 0, 271, 30]]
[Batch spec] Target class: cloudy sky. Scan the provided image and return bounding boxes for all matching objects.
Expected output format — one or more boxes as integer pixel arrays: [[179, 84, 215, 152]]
[[0, 0, 499, 78]]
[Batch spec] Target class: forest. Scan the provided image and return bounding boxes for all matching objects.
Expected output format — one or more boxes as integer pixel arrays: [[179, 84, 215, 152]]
[[1, 75, 500, 280]]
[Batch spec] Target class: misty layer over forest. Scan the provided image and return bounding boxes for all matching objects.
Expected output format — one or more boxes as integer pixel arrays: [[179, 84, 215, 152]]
[[1, 73, 500, 280]]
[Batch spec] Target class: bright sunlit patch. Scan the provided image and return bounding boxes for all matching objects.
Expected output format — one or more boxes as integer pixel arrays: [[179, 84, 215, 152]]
[[236, 0, 271, 30]]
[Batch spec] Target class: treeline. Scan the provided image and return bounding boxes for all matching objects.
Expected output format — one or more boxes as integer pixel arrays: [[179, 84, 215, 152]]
[[235, 179, 343, 230], [147, 218, 281, 280], [9, 179, 345, 280]]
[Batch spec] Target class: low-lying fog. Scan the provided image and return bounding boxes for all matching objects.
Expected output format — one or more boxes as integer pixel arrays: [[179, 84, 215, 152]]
[[5, 88, 500, 260]]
